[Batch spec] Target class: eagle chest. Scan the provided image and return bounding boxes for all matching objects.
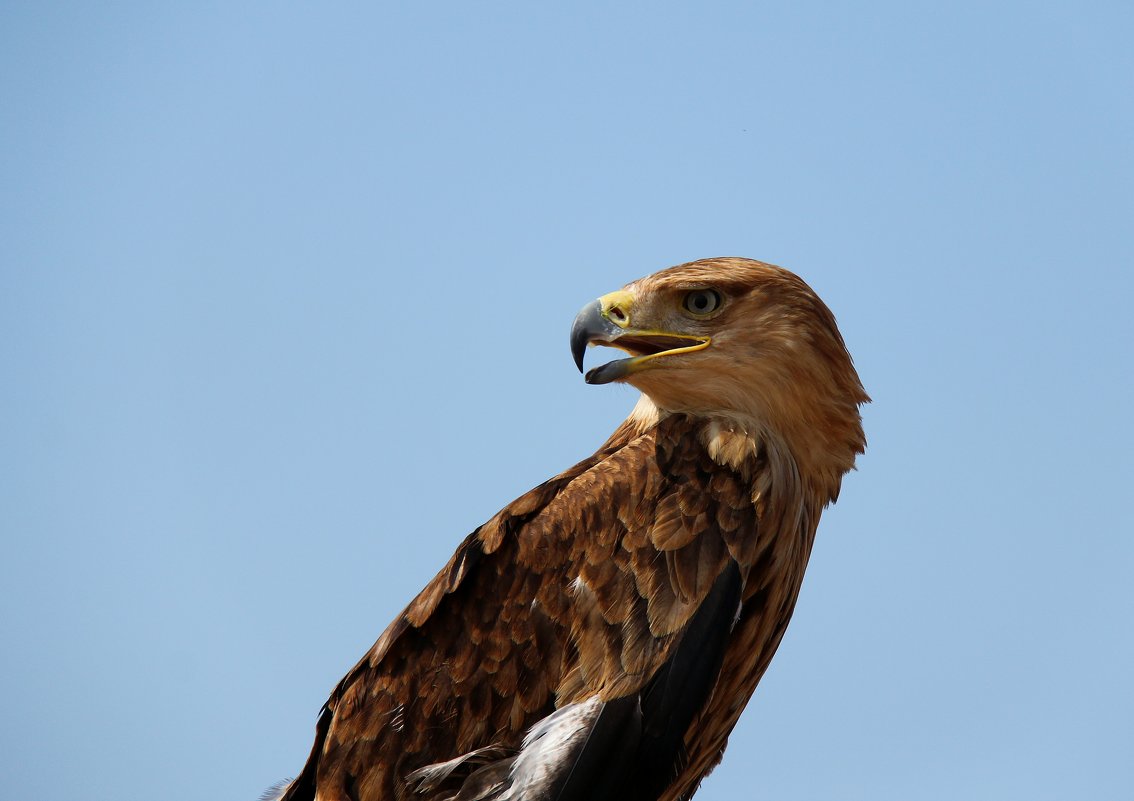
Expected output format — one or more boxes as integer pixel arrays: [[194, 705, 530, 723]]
[[507, 416, 773, 700]]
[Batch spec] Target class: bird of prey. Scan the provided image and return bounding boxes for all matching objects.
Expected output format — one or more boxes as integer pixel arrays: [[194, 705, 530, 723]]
[[270, 257, 868, 801]]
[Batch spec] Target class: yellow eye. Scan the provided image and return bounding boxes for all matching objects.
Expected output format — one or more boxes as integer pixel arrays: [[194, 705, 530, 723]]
[[683, 289, 721, 316]]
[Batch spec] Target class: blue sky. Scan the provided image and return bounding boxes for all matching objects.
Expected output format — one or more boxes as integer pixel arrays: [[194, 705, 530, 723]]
[[2, 3, 1131, 800]]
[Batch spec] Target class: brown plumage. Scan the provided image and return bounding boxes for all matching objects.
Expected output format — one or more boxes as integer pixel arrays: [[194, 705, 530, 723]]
[[273, 257, 868, 801]]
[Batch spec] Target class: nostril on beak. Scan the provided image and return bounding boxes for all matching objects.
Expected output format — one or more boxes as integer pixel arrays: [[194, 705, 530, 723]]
[[608, 305, 627, 324]]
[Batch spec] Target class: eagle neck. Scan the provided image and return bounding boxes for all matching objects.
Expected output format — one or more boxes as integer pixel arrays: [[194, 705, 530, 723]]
[[625, 397, 822, 557], [626, 391, 853, 512]]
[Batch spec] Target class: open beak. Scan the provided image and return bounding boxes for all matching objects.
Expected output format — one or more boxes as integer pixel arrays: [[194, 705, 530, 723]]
[[570, 291, 710, 385]]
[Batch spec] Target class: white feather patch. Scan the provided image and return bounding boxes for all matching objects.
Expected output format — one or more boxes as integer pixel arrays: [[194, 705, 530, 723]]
[[499, 696, 604, 800]]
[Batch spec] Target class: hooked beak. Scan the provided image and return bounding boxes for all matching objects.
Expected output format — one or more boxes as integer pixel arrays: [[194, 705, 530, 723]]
[[570, 291, 711, 385]]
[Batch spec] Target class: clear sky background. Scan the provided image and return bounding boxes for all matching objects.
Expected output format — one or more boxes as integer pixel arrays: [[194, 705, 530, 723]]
[[2, 3, 1132, 800]]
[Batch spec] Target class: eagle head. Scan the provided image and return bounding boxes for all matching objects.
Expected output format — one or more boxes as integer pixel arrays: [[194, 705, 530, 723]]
[[571, 257, 868, 491]]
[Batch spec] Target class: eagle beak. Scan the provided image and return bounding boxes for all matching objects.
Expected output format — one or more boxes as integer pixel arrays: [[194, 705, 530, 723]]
[[570, 291, 711, 385], [570, 300, 622, 374]]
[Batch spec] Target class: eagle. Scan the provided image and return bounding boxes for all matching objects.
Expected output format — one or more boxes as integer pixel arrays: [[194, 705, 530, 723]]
[[270, 257, 868, 801]]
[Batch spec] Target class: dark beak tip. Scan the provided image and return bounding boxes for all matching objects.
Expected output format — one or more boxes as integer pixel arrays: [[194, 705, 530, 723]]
[[570, 329, 587, 373], [570, 300, 607, 375]]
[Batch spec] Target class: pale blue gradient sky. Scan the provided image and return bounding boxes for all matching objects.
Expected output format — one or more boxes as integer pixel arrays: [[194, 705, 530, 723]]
[[2, 3, 1132, 800]]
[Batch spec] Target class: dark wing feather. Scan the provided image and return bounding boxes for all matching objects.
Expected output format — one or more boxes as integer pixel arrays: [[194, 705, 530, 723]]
[[282, 414, 761, 801], [630, 560, 742, 801], [555, 560, 742, 801], [552, 695, 641, 801]]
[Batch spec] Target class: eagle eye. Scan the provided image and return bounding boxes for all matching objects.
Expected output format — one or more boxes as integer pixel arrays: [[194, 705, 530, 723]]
[[682, 289, 721, 316]]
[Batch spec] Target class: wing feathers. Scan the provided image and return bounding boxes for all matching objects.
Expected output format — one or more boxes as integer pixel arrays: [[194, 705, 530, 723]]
[[406, 746, 512, 796], [408, 555, 742, 801], [632, 561, 742, 801], [287, 415, 765, 801], [551, 696, 642, 801]]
